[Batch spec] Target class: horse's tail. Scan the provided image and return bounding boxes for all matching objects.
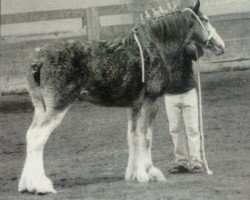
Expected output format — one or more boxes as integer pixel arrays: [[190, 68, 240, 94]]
[[28, 47, 43, 87], [30, 62, 42, 86], [27, 48, 47, 111]]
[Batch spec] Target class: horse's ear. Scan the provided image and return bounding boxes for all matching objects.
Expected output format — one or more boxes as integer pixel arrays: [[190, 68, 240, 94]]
[[193, 0, 200, 14]]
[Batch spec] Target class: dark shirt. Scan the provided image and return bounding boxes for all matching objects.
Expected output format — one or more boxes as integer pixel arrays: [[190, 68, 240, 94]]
[[167, 44, 203, 94]]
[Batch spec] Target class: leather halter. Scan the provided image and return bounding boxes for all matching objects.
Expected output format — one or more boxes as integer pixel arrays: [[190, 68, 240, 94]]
[[183, 8, 216, 47]]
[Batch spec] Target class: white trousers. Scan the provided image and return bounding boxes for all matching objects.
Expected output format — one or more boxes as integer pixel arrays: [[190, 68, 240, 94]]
[[164, 89, 202, 167]]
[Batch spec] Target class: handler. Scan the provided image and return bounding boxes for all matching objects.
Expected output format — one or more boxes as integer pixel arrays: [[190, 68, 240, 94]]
[[165, 43, 204, 173]]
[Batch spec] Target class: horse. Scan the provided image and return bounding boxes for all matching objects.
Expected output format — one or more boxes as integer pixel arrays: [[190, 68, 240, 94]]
[[18, 0, 225, 194]]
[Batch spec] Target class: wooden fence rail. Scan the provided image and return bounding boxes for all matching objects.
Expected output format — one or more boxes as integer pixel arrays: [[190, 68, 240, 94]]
[[1, 1, 135, 42]]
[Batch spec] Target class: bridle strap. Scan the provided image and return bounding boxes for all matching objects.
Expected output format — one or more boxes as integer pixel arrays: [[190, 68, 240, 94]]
[[183, 8, 215, 46], [207, 26, 216, 41], [133, 31, 145, 83]]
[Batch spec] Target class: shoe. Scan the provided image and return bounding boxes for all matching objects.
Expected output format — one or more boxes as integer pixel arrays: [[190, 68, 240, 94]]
[[168, 165, 189, 174], [189, 164, 203, 173]]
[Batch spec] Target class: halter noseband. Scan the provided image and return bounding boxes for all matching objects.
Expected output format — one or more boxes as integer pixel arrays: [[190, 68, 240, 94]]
[[183, 8, 215, 47]]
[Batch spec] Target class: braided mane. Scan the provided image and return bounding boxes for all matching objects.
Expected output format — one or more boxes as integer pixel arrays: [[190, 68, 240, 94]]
[[135, 10, 191, 45]]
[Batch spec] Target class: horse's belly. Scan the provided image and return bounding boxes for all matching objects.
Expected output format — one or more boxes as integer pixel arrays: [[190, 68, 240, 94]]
[[81, 81, 142, 107], [79, 92, 134, 107]]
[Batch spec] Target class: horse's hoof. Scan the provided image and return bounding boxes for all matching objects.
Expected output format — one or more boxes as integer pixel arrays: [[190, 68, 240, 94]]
[[136, 171, 150, 183], [125, 169, 133, 181], [18, 175, 57, 194], [148, 166, 167, 182]]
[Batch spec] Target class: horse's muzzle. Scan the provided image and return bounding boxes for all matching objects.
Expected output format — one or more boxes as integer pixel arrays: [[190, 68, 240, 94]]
[[216, 45, 225, 55], [206, 38, 225, 56]]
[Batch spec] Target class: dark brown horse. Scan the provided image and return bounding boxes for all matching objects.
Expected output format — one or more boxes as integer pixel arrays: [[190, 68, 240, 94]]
[[18, 0, 225, 194]]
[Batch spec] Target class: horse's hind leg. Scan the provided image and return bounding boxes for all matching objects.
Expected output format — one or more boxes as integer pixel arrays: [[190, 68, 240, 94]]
[[18, 96, 69, 194], [27, 94, 46, 133]]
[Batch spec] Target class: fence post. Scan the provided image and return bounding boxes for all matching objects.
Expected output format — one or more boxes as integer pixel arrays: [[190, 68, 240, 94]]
[[86, 7, 100, 42]]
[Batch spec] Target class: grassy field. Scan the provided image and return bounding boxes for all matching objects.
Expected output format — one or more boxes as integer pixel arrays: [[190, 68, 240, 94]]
[[0, 70, 249, 200]]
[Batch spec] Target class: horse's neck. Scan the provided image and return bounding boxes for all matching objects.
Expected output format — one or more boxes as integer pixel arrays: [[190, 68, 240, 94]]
[[150, 14, 189, 47]]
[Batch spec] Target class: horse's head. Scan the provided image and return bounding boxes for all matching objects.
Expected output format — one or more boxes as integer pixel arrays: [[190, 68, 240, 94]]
[[183, 0, 225, 55]]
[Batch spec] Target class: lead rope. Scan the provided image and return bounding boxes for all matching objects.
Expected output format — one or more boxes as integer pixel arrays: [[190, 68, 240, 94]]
[[133, 31, 145, 83], [195, 52, 213, 175], [184, 7, 213, 175]]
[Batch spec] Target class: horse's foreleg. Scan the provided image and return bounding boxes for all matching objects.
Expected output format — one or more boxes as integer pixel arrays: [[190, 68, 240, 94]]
[[146, 127, 166, 182], [18, 107, 69, 194], [135, 101, 166, 183], [125, 108, 138, 180]]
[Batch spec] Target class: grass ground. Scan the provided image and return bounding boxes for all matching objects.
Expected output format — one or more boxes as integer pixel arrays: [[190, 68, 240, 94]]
[[0, 70, 249, 200]]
